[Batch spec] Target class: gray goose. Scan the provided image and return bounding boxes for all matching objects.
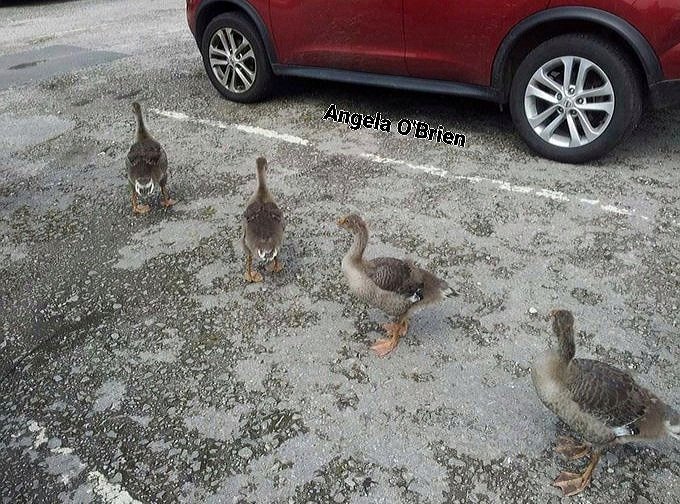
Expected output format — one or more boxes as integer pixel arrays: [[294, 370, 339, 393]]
[[337, 213, 457, 357], [241, 157, 285, 282], [532, 309, 679, 496], [126, 102, 174, 214]]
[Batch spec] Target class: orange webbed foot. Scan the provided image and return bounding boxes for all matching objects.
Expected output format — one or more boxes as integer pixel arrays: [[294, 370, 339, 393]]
[[553, 450, 600, 497], [371, 320, 408, 356], [266, 259, 283, 273], [370, 337, 399, 357], [133, 204, 151, 214], [245, 270, 263, 283], [162, 198, 176, 208], [553, 471, 590, 496]]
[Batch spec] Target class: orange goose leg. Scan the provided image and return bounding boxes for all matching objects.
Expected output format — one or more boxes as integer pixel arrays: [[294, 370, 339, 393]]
[[553, 449, 601, 496], [372, 317, 409, 357], [244, 254, 263, 283], [555, 436, 591, 460]]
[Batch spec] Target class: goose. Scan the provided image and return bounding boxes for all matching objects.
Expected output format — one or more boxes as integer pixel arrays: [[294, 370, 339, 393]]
[[241, 157, 285, 282], [125, 102, 174, 213], [337, 213, 457, 356], [532, 309, 679, 496]]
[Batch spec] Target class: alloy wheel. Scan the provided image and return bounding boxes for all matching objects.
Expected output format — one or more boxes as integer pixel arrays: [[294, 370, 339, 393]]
[[209, 27, 257, 93], [524, 56, 615, 148]]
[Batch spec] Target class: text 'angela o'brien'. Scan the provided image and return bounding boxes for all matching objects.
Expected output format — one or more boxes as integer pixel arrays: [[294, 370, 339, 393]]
[[322, 103, 466, 147]]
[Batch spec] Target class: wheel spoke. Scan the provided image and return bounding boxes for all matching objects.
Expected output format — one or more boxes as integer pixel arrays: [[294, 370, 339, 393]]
[[233, 40, 249, 58], [209, 45, 229, 58], [217, 30, 230, 55], [234, 63, 254, 87], [566, 114, 583, 147], [526, 83, 559, 104], [225, 29, 238, 54], [218, 66, 231, 86], [579, 82, 613, 99], [237, 62, 255, 81], [575, 109, 600, 142], [528, 104, 560, 129], [561, 56, 574, 88], [575, 59, 592, 93], [535, 68, 563, 94], [239, 48, 255, 62], [228, 65, 237, 90], [210, 53, 229, 67], [540, 113, 565, 141], [578, 101, 614, 115]]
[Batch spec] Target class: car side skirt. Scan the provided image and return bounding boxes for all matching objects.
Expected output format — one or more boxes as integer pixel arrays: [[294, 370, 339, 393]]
[[272, 65, 503, 103]]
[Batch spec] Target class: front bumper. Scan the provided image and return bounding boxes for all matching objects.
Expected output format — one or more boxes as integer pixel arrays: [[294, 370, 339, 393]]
[[650, 79, 680, 109]]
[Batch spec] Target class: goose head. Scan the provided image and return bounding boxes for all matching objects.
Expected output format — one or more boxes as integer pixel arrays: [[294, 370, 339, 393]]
[[337, 213, 367, 233]]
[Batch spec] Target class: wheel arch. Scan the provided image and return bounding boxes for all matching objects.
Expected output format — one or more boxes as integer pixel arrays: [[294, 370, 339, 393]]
[[194, 0, 277, 64], [492, 7, 662, 102]]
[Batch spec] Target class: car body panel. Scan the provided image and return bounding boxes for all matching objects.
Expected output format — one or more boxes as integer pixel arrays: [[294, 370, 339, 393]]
[[549, 0, 680, 79], [403, 0, 550, 86], [186, 0, 680, 108], [660, 43, 680, 80], [269, 0, 406, 75]]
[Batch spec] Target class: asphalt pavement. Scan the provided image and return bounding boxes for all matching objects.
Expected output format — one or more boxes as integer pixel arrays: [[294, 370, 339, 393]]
[[1, 1, 678, 503]]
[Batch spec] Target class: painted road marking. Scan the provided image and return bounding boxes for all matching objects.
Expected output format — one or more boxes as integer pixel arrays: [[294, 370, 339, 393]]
[[150, 108, 656, 224], [150, 109, 309, 146]]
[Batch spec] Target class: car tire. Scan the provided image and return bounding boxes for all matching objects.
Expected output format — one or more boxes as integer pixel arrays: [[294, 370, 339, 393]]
[[201, 13, 273, 103], [509, 33, 643, 163]]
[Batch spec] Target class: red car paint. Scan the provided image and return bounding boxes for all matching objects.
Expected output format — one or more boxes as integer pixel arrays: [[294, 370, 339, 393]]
[[403, 1, 550, 85], [270, 0, 406, 75], [187, 0, 680, 89]]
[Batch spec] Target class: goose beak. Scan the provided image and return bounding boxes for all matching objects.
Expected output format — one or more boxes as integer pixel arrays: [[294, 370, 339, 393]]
[[546, 309, 557, 322], [337, 217, 347, 227]]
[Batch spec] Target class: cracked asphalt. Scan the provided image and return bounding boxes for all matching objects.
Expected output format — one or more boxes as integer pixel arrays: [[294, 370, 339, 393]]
[[1, 1, 678, 503]]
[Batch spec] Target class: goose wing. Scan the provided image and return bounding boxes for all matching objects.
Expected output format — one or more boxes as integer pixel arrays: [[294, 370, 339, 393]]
[[569, 358, 653, 435], [244, 201, 285, 240], [365, 258, 424, 301], [127, 139, 166, 176]]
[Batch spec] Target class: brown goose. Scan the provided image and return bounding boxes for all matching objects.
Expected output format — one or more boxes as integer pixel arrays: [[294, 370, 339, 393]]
[[337, 213, 457, 356], [126, 102, 174, 214], [532, 309, 679, 496], [241, 157, 285, 282]]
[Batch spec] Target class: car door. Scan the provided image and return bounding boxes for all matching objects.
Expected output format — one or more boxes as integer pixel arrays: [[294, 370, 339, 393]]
[[404, 1, 549, 86], [269, 0, 406, 75]]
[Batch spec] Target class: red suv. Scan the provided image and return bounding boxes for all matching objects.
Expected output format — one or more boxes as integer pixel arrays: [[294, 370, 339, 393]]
[[186, 1, 680, 163]]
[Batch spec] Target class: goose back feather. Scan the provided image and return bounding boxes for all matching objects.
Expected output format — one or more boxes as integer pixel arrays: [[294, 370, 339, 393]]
[[532, 310, 678, 446]]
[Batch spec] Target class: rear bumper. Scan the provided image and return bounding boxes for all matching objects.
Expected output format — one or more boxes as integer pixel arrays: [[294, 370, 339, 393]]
[[650, 79, 680, 109]]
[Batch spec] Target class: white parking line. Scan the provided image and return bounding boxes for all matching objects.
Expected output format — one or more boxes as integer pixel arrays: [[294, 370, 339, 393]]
[[150, 108, 654, 224], [150, 109, 309, 146]]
